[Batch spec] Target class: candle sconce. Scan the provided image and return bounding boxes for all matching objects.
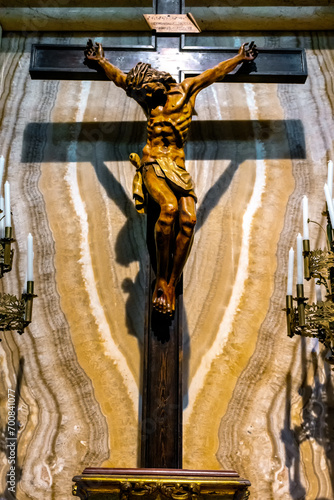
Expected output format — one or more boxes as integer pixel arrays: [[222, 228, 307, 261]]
[[0, 214, 36, 341], [0, 291, 35, 336], [0, 226, 14, 277], [286, 209, 334, 364], [0, 160, 36, 340], [0, 277, 36, 341]]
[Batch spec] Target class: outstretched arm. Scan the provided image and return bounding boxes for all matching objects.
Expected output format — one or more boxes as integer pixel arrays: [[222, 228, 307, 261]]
[[182, 42, 257, 98], [85, 39, 127, 90]]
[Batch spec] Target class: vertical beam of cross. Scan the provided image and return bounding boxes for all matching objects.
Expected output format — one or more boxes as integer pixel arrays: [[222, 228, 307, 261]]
[[140, 1, 184, 468]]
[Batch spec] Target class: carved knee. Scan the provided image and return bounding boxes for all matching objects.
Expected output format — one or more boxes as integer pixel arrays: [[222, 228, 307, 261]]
[[156, 203, 178, 235], [180, 214, 196, 238]]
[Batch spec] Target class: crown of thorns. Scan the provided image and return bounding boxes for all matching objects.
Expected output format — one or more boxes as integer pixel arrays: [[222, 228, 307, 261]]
[[125, 62, 176, 97]]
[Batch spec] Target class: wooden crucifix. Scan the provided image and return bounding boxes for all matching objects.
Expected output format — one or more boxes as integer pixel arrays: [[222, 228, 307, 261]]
[[81, 38, 258, 473], [29, 0, 307, 477]]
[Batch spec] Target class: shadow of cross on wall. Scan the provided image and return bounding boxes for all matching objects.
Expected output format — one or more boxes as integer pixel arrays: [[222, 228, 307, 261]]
[[22, 117, 305, 236], [22, 118, 305, 337], [23, 119, 305, 164], [22, 118, 306, 406]]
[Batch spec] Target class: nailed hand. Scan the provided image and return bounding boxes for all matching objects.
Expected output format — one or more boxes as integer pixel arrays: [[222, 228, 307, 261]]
[[84, 39, 104, 61], [239, 41, 258, 61]]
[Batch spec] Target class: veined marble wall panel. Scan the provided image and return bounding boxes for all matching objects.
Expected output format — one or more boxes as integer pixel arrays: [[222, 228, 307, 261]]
[[183, 32, 334, 500], [0, 31, 333, 500]]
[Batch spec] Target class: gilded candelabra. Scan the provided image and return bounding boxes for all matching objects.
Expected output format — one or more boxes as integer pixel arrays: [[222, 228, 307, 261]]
[[286, 187, 334, 363], [0, 228, 36, 338], [0, 166, 36, 340]]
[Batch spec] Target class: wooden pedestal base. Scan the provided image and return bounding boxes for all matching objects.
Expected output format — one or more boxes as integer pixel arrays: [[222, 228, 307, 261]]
[[72, 468, 251, 499]]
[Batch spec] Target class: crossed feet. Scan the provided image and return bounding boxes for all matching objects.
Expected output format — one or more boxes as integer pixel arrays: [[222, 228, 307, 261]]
[[152, 277, 176, 316]]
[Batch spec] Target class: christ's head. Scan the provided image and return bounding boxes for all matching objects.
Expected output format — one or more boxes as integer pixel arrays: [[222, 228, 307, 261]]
[[126, 62, 176, 108]]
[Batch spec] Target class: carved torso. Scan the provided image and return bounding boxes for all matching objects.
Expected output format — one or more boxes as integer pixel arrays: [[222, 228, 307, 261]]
[[142, 84, 194, 167]]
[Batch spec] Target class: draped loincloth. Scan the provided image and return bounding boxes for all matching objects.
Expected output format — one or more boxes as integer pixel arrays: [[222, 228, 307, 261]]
[[132, 157, 197, 214]]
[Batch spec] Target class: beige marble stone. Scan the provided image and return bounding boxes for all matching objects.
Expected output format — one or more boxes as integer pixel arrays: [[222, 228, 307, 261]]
[[0, 30, 333, 500], [0, 3, 333, 32], [0, 7, 152, 32], [189, 6, 334, 31]]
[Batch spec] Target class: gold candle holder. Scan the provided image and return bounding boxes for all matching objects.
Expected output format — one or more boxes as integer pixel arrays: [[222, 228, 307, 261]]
[[24, 281, 35, 324], [3, 226, 13, 268], [296, 283, 306, 327], [303, 239, 310, 280], [326, 205, 333, 245], [286, 295, 294, 338]]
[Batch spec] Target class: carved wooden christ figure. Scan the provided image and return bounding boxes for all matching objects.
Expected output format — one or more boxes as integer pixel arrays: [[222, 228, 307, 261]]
[[85, 40, 257, 316]]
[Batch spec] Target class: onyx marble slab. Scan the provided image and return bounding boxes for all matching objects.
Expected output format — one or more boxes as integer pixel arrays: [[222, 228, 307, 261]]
[[0, 32, 333, 500]]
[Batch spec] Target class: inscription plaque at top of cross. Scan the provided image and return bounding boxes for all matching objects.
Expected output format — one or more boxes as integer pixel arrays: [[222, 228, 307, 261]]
[[29, 0, 307, 474]]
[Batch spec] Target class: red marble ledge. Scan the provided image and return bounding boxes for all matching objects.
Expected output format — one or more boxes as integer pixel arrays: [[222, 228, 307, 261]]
[[81, 468, 240, 477]]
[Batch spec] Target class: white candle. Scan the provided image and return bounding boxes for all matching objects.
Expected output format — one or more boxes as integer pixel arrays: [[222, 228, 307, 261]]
[[328, 160, 333, 199], [297, 233, 303, 285], [0, 156, 4, 193], [27, 233, 34, 281], [302, 195, 309, 240], [324, 183, 334, 227], [315, 283, 322, 303], [4, 181, 10, 228], [0, 197, 4, 239], [287, 247, 294, 295]]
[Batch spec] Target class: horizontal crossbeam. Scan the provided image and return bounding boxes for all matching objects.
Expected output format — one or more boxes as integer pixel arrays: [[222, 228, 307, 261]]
[[30, 42, 307, 84]]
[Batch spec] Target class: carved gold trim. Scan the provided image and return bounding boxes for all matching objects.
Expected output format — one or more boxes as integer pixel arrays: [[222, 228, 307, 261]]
[[72, 474, 250, 500]]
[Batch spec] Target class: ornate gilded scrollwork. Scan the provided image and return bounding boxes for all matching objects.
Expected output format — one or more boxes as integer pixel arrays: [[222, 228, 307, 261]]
[[189, 483, 201, 500], [0, 294, 26, 333], [119, 481, 201, 500], [233, 488, 250, 500], [72, 471, 251, 499], [72, 483, 89, 499], [160, 482, 200, 500], [120, 481, 158, 500]]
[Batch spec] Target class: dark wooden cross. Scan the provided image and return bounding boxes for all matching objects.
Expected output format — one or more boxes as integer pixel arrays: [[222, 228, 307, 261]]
[[30, 0, 307, 84], [29, 0, 307, 471]]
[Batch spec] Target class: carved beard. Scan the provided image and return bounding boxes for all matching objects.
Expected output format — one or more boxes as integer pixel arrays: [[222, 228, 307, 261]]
[[146, 85, 168, 108]]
